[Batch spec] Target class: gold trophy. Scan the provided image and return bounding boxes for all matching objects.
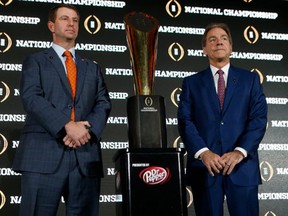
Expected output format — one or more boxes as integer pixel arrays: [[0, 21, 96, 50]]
[[124, 12, 167, 148], [124, 12, 159, 95]]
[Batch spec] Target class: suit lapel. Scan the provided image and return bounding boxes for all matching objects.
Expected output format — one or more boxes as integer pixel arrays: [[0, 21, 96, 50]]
[[222, 66, 239, 114], [75, 54, 87, 102], [201, 68, 220, 112], [45, 48, 72, 98]]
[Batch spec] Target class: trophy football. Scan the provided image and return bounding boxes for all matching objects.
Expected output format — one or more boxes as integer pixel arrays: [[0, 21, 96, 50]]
[[124, 11, 167, 148]]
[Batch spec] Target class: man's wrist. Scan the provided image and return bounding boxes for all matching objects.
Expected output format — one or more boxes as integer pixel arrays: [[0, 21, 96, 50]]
[[195, 147, 209, 160], [84, 122, 92, 131], [234, 147, 247, 158]]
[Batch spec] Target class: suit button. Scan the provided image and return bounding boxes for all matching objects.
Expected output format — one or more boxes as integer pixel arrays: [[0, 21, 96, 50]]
[[220, 121, 224, 125], [68, 105, 73, 109]]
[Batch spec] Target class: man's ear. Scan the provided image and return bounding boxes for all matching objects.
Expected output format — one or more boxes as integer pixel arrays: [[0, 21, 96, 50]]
[[203, 47, 207, 56], [47, 21, 54, 33]]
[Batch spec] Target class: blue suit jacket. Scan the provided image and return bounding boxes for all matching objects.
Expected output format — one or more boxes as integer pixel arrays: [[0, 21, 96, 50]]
[[177, 65, 267, 187], [13, 47, 112, 177]]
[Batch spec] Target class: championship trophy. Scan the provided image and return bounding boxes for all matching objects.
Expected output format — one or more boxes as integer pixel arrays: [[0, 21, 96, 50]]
[[124, 11, 167, 148]]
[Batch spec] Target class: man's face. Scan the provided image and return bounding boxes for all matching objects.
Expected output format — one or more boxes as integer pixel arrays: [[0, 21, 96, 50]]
[[203, 27, 232, 65], [48, 7, 79, 43]]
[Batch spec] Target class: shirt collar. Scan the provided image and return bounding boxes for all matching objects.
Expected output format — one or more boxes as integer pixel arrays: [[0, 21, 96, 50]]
[[210, 63, 230, 76], [51, 43, 76, 59]]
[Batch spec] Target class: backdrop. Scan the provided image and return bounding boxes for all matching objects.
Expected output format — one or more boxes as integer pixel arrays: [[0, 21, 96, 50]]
[[0, 0, 287, 215]]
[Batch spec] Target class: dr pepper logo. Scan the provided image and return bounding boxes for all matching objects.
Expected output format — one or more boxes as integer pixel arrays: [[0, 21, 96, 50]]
[[139, 166, 171, 185]]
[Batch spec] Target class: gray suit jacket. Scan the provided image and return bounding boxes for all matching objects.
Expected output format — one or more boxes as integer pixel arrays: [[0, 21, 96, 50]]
[[13, 47, 112, 177]]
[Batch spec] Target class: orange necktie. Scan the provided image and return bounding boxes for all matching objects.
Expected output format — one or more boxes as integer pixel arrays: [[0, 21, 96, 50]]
[[64, 50, 77, 121]]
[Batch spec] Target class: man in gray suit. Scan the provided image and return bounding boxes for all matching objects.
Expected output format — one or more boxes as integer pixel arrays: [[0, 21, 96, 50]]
[[13, 4, 111, 216]]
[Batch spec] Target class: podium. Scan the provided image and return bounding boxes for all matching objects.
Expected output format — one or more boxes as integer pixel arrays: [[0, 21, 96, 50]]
[[113, 148, 187, 216]]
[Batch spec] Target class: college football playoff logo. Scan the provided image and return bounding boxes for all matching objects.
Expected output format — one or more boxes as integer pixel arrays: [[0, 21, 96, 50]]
[[166, 0, 182, 18], [260, 161, 274, 182], [0, 81, 11, 103], [244, 26, 259, 44], [168, 42, 184, 61], [0, 32, 12, 53], [0, 190, 5, 209], [170, 87, 182, 107], [251, 68, 264, 84], [0, 0, 13, 6], [0, 133, 8, 155], [84, 15, 101, 35]]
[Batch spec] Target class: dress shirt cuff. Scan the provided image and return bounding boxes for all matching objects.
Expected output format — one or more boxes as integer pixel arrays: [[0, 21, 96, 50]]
[[195, 147, 209, 159], [234, 147, 247, 158]]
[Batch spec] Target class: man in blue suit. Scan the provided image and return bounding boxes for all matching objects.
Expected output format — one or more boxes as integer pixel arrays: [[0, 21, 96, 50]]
[[13, 4, 111, 216], [177, 23, 267, 216]]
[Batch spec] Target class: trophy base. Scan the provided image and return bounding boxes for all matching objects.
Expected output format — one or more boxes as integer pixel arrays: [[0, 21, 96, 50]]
[[127, 95, 167, 148]]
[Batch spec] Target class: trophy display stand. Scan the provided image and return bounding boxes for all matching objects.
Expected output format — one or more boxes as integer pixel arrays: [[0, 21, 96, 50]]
[[113, 148, 188, 216]]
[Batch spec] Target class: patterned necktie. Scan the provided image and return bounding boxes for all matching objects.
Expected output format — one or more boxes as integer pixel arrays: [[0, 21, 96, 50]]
[[64, 50, 77, 121], [217, 70, 225, 110]]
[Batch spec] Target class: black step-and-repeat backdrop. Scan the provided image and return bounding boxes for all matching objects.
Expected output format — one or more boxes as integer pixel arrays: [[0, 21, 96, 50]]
[[0, 0, 287, 215]]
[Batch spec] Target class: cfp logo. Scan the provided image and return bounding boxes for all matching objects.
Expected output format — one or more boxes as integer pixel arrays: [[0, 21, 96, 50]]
[[84, 15, 101, 35], [260, 161, 274, 182], [0, 81, 11, 103], [251, 68, 264, 84], [265, 211, 276, 216], [170, 88, 181, 107], [173, 136, 184, 149], [0, 32, 12, 53], [0, 133, 9, 155], [0, 0, 13, 6], [144, 97, 153, 106], [166, 0, 182, 18], [168, 43, 184, 61], [0, 190, 5, 210], [186, 187, 193, 207], [173, 136, 187, 156], [244, 26, 259, 44]]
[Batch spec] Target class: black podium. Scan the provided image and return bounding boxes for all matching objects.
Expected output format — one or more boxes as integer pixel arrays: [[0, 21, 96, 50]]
[[113, 148, 187, 216]]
